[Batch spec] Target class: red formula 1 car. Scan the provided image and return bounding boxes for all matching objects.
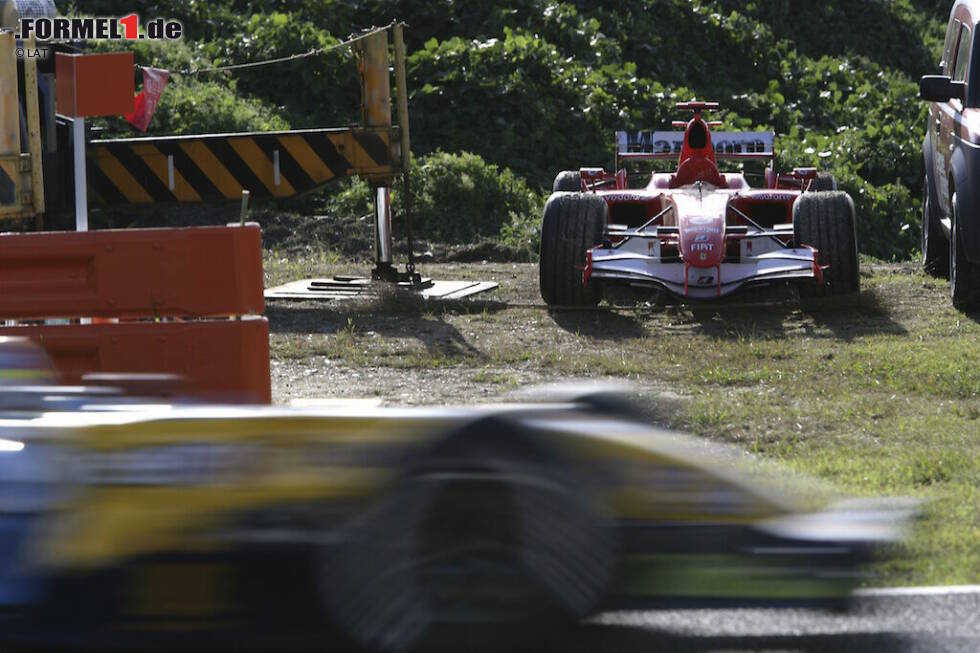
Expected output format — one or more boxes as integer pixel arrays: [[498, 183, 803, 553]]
[[539, 101, 860, 305]]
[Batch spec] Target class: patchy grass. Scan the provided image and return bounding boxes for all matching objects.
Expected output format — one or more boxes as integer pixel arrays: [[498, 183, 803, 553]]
[[265, 257, 980, 586]]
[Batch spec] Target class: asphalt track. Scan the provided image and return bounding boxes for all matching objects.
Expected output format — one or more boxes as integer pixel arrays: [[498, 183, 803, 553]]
[[558, 586, 980, 652], [8, 587, 978, 652]]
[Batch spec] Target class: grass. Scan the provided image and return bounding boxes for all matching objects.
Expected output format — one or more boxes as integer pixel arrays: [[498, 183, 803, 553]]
[[265, 257, 980, 586]]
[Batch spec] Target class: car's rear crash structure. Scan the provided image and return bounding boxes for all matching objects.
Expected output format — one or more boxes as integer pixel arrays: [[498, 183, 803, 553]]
[[540, 102, 861, 305], [0, 378, 909, 652]]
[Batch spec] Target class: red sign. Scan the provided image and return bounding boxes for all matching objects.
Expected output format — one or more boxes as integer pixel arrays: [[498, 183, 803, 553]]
[[126, 67, 169, 132]]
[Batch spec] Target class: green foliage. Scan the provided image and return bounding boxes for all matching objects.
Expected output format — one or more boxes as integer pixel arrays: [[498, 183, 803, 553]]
[[407, 30, 690, 185], [411, 151, 542, 243], [90, 0, 950, 258], [91, 35, 290, 135], [154, 80, 290, 135], [320, 151, 543, 250], [195, 11, 361, 128]]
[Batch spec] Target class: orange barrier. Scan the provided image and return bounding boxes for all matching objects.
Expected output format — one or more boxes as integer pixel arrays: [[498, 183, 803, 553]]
[[0, 224, 271, 404], [0, 318, 271, 404], [0, 224, 264, 319]]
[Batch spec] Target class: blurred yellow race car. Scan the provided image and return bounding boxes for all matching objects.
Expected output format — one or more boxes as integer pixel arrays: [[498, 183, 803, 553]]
[[0, 376, 907, 652]]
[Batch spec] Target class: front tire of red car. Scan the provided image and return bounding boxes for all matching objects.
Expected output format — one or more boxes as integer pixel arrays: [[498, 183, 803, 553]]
[[793, 191, 860, 297], [539, 192, 606, 307], [950, 193, 980, 311]]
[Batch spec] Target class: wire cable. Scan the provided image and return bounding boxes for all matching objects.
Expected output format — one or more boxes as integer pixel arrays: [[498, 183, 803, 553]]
[[177, 23, 394, 76]]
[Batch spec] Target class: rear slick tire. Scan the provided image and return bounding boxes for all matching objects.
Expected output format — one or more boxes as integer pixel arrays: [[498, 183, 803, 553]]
[[809, 172, 838, 192], [552, 170, 582, 192]]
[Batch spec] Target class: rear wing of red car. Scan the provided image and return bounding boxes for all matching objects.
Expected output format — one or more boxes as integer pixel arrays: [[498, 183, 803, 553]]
[[615, 130, 775, 168]]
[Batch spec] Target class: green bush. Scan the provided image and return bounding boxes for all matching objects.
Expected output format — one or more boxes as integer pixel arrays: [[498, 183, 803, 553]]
[[411, 151, 542, 243], [320, 151, 543, 250]]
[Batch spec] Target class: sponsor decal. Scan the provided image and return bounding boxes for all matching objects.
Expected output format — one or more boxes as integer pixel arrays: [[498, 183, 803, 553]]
[[749, 192, 796, 202], [696, 275, 714, 285], [691, 242, 714, 252], [699, 252, 708, 261], [691, 225, 721, 234], [600, 193, 648, 202], [67, 441, 398, 486], [688, 215, 716, 225], [694, 233, 710, 242], [617, 131, 775, 155]]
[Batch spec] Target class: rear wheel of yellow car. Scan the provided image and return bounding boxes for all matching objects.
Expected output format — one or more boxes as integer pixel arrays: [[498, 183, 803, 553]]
[[319, 418, 616, 652]]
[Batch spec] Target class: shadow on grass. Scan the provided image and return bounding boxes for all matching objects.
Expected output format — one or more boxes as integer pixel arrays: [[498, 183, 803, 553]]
[[548, 309, 647, 341], [265, 292, 507, 363], [959, 308, 980, 327], [800, 286, 908, 341], [672, 286, 907, 342]]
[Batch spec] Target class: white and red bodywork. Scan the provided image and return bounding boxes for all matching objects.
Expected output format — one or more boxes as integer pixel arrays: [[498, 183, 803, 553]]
[[580, 102, 825, 299]]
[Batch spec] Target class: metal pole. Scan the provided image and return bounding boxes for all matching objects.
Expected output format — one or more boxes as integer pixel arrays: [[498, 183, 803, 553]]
[[393, 23, 411, 173], [375, 185, 393, 265], [358, 29, 391, 130], [359, 28, 396, 281], [0, 32, 17, 157], [239, 190, 250, 226], [393, 21, 417, 278], [73, 116, 87, 231], [23, 36, 45, 225]]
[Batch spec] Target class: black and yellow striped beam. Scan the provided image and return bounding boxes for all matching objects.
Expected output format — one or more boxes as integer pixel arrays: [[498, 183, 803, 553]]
[[87, 127, 398, 205]]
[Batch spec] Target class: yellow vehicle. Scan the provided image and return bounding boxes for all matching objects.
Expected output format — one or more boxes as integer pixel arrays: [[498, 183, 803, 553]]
[[0, 375, 907, 652]]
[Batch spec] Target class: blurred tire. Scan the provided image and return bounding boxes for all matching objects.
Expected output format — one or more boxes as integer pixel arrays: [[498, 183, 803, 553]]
[[319, 417, 616, 652]]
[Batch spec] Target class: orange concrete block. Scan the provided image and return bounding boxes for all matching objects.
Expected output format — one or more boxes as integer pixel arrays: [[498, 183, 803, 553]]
[[0, 318, 272, 404], [0, 225, 264, 320]]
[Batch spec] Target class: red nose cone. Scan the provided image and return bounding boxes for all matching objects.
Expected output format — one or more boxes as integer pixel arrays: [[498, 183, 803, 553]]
[[678, 214, 725, 268]]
